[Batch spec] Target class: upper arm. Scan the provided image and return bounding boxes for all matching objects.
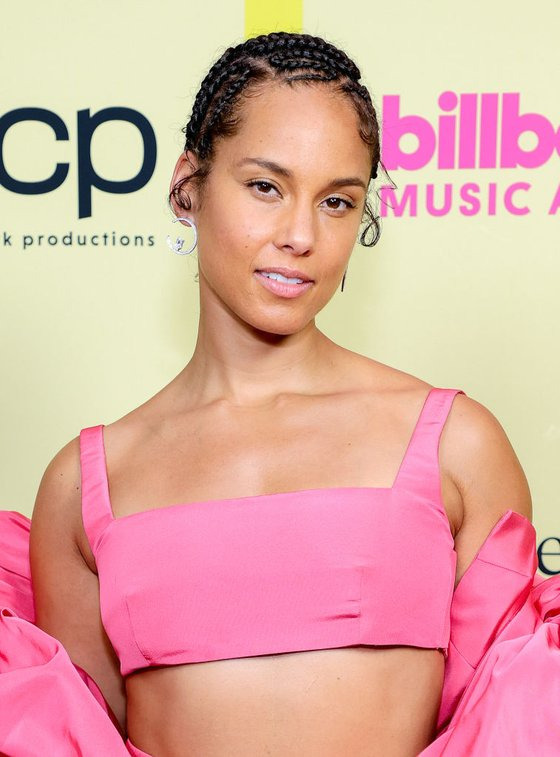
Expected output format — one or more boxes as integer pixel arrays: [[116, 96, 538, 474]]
[[29, 436, 127, 737], [442, 393, 533, 583]]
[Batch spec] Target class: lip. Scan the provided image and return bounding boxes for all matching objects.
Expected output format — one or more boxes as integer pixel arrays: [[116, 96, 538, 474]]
[[254, 271, 314, 299], [255, 267, 313, 282]]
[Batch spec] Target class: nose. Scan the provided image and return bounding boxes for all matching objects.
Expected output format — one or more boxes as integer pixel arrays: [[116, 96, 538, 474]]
[[274, 197, 316, 256]]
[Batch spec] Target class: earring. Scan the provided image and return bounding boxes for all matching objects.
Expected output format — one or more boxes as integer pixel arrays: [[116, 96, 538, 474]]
[[166, 217, 198, 255], [340, 268, 347, 292]]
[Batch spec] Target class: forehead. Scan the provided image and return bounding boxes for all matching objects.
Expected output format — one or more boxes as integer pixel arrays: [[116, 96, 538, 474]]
[[215, 81, 371, 175]]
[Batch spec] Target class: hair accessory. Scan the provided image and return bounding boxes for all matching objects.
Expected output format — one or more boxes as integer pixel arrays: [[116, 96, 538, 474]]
[[167, 217, 198, 255], [340, 268, 347, 292]]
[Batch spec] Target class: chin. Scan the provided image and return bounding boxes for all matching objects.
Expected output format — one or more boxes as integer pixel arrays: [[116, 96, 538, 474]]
[[248, 316, 311, 338]]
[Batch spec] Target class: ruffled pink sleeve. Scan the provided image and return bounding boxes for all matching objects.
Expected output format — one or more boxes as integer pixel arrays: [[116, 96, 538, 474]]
[[420, 510, 560, 755], [0, 510, 131, 755]]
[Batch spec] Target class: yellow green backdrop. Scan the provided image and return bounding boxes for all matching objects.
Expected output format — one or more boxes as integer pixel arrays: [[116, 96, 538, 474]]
[[1, 1, 558, 574]]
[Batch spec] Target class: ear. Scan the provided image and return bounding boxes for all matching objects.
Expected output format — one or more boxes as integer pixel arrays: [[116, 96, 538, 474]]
[[169, 149, 200, 217]]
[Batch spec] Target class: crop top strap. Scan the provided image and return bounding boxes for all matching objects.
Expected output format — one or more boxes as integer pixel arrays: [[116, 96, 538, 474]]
[[393, 387, 466, 501], [79, 425, 114, 554]]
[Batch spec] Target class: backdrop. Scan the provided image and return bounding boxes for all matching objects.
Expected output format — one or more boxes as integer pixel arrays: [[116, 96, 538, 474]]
[[1, 0, 558, 575]]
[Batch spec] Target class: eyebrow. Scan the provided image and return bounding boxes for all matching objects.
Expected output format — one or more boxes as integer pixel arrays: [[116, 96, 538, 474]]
[[235, 157, 368, 191]]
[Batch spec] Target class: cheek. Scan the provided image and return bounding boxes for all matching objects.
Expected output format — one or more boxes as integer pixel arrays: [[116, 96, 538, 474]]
[[198, 221, 260, 291], [209, 208, 270, 268]]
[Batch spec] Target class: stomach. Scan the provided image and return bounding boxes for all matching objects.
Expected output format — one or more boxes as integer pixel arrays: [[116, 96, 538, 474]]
[[125, 645, 444, 757]]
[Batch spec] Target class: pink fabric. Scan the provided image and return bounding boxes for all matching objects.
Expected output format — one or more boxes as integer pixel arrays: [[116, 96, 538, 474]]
[[418, 515, 560, 755], [1, 385, 559, 753], [125, 737, 151, 756], [2, 512, 559, 754], [0, 512, 134, 755], [79, 387, 462, 676]]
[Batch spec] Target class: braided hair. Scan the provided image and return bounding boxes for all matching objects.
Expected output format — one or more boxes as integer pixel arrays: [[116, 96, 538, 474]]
[[170, 32, 388, 247]]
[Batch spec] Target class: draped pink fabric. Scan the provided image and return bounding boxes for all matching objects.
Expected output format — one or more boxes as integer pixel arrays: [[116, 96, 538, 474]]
[[0, 510, 132, 756], [418, 510, 560, 755], [2, 508, 559, 755]]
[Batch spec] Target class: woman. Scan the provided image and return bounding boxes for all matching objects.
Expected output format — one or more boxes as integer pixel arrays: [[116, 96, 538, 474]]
[[1, 32, 558, 757]]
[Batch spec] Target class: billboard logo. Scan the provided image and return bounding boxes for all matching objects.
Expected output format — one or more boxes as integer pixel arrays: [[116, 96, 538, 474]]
[[382, 92, 560, 170], [380, 93, 560, 216]]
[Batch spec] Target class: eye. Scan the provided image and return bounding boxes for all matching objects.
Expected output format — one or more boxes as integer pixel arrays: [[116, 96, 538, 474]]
[[245, 181, 356, 213], [322, 196, 356, 212], [246, 180, 280, 197]]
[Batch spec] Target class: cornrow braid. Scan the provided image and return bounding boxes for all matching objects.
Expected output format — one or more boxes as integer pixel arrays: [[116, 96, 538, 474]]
[[170, 32, 391, 247]]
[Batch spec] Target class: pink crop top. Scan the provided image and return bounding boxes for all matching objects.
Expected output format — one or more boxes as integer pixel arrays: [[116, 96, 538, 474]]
[[79, 387, 464, 677]]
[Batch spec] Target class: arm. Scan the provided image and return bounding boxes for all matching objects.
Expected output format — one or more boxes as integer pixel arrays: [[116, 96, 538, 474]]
[[29, 436, 127, 737], [441, 393, 533, 584]]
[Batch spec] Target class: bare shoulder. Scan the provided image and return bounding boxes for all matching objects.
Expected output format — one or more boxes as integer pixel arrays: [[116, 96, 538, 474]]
[[349, 353, 533, 525], [323, 352, 533, 586], [30, 433, 127, 732], [30, 434, 85, 561], [441, 392, 532, 520], [334, 348, 433, 397]]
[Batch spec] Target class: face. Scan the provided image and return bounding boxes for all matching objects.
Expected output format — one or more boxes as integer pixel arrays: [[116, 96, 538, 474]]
[[170, 82, 372, 336]]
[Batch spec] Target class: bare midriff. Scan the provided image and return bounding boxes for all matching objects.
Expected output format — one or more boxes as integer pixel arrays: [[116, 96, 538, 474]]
[[125, 645, 444, 757]]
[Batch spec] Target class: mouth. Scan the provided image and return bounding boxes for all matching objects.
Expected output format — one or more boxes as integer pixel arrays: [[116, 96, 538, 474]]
[[254, 269, 314, 299], [255, 267, 314, 284]]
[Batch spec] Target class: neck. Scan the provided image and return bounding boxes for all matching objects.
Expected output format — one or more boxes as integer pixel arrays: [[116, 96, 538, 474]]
[[173, 301, 339, 409]]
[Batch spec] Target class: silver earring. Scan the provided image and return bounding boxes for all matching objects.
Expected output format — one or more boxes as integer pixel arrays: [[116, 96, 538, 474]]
[[166, 217, 198, 255], [340, 268, 347, 292]]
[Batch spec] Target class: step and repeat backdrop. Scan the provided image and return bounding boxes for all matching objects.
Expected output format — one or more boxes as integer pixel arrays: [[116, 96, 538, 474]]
[[1, 0, 558, 574]]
